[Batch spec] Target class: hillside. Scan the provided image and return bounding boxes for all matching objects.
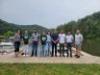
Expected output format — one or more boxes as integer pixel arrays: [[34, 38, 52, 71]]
[[57, 11, 100, 56], [0, 19, 49, 35]]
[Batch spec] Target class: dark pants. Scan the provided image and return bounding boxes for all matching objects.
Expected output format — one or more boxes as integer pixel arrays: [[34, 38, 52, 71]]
[[14, 41, 20, 52], [59, 43, 65, 56], [31, 41, 38, 56], [52, 43, 57, 56], [67, 43, 72, 57], [23, 39, 29, 45]]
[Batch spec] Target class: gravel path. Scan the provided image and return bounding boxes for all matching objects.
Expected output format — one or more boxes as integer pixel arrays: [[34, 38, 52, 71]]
[[0, 49, 100, 64]]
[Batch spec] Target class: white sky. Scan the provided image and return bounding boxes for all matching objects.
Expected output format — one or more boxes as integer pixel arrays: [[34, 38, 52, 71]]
[[0, 0, 100, 28]]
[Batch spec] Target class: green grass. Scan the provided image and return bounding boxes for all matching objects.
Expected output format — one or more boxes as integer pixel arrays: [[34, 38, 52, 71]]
[[0, 64, 100, 75]]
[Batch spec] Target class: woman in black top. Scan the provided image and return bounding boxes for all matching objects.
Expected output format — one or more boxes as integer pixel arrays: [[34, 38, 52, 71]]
[[22, 30, 30, 56], [40, 32, 47, 56]]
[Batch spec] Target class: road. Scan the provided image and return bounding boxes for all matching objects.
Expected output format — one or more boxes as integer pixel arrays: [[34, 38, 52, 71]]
[[0, 47, 100, 64]]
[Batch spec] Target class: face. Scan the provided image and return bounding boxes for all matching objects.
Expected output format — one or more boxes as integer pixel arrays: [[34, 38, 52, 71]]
[[68, 32, 71, 35], [34, 31, 37, 34], [54, 30, 57, 33], [76, 30, 80, 34], [61, 30, 64, 34], [48, 32, 50, 35], [43, 32, 45, 35], [17, 30, 20, 34], [25, 30, 28, 33]]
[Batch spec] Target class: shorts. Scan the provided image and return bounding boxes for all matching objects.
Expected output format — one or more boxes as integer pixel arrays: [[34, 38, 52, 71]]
[[75, 43, 82, 49]]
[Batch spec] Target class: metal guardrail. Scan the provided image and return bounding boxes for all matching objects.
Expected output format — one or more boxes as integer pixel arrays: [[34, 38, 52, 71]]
[[0, 42, 14, 55]]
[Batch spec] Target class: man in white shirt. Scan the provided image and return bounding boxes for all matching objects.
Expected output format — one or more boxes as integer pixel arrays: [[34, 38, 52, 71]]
[[66, 32, 74, 57], [59, 31, 66, 57], [75, 29, 83, 58]]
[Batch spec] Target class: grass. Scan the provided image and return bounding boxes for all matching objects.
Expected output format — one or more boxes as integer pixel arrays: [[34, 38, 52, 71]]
[[0, 64, 100, 75]]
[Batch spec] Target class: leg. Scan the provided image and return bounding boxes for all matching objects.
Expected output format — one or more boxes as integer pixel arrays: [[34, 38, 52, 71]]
[[42, 45, 45, 56], [51, 43, 54, 57], [59, 44, 62, 56], [48, 42, 51, 56], [75, 44, 81, 58], [66, 49, 69, 57], [70, 43, 72, 57], [62, 44, 65, 56], [14, 42, 20, 57], [69, 47, 72, 57], [31, 44, 34, 56], [24, 45, 27, 56], [34, 45, 38, 56], [68, 43, 72, 57], [44, 44, 46, 56], [67, 43, 70, 57], [55, 44, 57, 57]]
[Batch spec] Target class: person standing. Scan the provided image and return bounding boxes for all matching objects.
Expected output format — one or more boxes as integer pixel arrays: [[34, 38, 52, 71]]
[[14, 30, 21, 57], [66, 32, 74, 57], [51, 31, 59, 57], [75, 29, 83, 58], [31, 32, 39, 57], [22, 30, 30, 56], [59, 31, 66, 57], [40, 32, 47, 56], [46, 32, 52, 56]]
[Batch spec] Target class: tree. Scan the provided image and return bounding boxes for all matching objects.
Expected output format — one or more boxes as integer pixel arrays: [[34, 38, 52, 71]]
[[3, 31, 14, 38]]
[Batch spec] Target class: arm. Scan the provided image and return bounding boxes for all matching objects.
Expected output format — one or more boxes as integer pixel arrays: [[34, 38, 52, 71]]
[[56, 34, 59, 43]]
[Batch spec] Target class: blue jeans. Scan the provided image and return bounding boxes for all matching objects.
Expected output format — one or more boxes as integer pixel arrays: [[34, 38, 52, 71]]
[[31, 42, 38, 56], [41, 44, 47, 56], [46, 42, 51, 56]]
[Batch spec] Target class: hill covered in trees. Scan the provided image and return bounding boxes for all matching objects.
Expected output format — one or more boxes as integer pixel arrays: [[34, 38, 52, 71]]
[[57, 11, 100, 56], [0, 11, 100, 56], [0, 19, 49, 35]]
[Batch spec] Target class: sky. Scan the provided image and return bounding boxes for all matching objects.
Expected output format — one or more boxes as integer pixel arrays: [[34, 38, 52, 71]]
[[0, 0, 100, 28]]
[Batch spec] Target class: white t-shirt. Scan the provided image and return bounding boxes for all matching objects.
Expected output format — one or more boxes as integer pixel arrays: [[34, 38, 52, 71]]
[[59, 33, 66, 44], [66, 35, 74, 43], [32, 33, 39, 41], [47, 35, 51, 42], [75, 33, 83, 44]]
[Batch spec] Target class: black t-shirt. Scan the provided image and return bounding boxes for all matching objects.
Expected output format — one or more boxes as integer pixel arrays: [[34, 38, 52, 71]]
[[40, 35, 47, 45], [23, 34, 29, 44]]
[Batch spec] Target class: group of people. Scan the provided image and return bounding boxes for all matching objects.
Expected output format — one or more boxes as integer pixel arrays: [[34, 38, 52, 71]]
[[14, 29, 83, 58]]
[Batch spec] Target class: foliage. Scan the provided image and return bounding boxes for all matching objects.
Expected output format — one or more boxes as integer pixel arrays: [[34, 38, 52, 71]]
[[0, 19, 49, 35], [3, 31, 14, 38], [57, 11, 100, 56]]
